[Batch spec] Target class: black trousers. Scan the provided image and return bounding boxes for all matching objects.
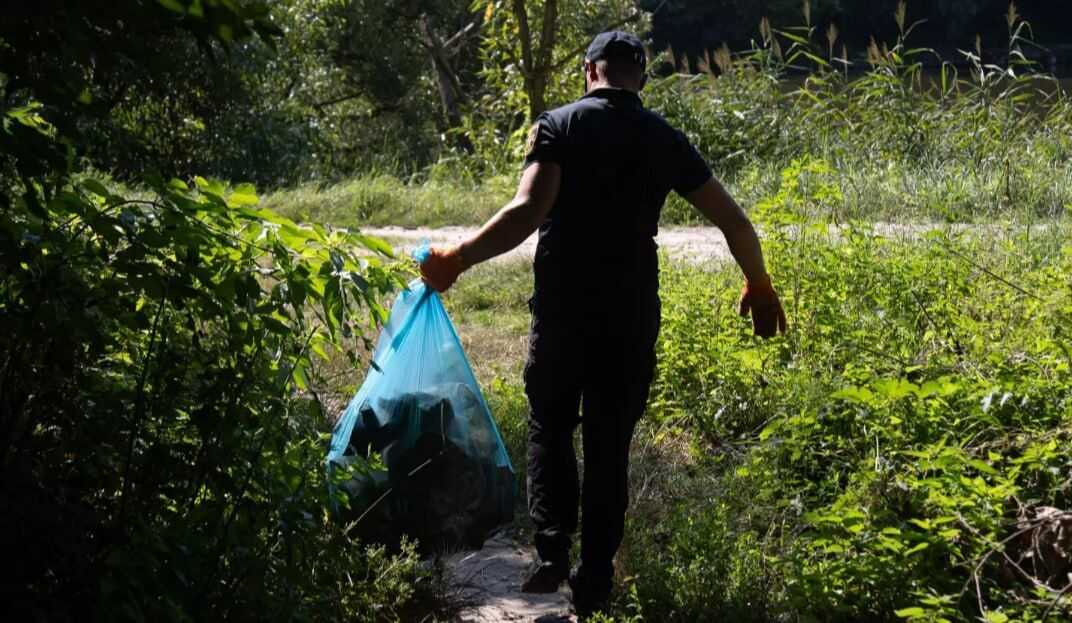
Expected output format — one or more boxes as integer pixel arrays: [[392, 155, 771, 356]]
[[523, 289, 660, 583]]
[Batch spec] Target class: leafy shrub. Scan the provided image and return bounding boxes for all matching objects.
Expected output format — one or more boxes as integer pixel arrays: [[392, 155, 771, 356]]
[[0, 102, 446, 620], [619, 222, 1072, 622]]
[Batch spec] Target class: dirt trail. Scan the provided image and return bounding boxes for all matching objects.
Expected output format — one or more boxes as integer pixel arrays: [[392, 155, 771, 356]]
[[365, 225, 731, 264], [364, 222, 1035, 265], [446, 533, 575, 623]]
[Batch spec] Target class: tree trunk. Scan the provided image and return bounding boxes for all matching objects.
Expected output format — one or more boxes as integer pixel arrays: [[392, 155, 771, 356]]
[[419, 14, 473, 152], [511, 0, 558, 121]]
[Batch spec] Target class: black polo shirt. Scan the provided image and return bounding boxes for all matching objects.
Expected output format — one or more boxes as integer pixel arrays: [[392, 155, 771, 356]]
[[523, 87, 711, 298]]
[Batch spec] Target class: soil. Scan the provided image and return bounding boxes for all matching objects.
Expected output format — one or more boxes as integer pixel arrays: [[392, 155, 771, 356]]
[[446, 532, 575, 623]]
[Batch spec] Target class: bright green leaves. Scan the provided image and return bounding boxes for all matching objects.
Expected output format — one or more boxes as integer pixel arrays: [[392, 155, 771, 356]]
[[651, 225, 1072, 621], [831, 385, 877, 405], [354, 233, 395, 258], [322, 271, 344, 340], [228, 183, 259, 207], [3, 102, 54, 135], [831, 376, 963, 411], [754, 156, 844, 226]]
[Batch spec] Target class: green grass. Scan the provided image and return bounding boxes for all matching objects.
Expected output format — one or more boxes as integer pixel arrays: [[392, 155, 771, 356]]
[[262, 155, 1072, 231], [262, 174, 513, 228], [402, 223, 1072, 622]]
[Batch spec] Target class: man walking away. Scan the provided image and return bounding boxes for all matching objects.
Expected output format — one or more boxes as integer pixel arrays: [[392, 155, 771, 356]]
[[420, 30, 787, 617]]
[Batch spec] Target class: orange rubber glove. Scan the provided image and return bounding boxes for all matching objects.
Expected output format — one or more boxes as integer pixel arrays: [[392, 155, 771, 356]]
[[420, 245, 468, 293], [738, 274, 787, 338]]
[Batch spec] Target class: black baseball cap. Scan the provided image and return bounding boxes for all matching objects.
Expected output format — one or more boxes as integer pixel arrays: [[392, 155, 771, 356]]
[[585, 30, 646, 70]]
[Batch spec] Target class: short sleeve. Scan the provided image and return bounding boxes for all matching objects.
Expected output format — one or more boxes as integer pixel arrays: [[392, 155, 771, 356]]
[[522, 113, 563, 169], [671, 130, 712, 196]]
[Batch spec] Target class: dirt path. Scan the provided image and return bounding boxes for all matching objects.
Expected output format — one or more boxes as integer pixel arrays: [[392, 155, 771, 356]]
[[365, 225, 731, 264], [365, 223, 1056, 267], [446, 533, 575, 623]]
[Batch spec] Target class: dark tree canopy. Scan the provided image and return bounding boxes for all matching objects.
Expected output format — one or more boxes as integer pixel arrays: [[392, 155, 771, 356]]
[[645, 0, 1072, 71]]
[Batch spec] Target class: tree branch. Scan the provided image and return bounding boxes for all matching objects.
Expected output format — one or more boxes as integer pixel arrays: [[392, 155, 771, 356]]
[[549, 11, 640, 73], [535, 0, 558, 74], [511, 0, 535, 79], [443, 20, 478, 53], [548, 0, 670, 73]]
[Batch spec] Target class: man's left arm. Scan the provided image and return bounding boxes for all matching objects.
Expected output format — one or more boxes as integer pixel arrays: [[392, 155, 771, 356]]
[[684, 177, 788, 337], [420, 161, 561, 292]]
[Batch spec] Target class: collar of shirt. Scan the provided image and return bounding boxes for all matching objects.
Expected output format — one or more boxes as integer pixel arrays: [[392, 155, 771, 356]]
[[581, 87, 642, 107]]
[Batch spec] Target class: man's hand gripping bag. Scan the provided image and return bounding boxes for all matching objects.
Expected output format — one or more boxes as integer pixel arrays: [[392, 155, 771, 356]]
[[326, 273, 515, 552]]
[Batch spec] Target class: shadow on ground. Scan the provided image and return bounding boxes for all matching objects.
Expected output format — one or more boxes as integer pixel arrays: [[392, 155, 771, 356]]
[[447, 532, 575, 622]]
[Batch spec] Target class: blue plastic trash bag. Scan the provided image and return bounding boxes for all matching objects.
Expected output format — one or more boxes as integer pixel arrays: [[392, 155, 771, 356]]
[[327, 254, 514, 552]]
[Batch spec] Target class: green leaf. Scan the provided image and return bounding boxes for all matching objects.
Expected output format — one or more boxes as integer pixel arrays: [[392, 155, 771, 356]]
[[278, 223, 312, 249], [228, 183, 259, 207], [831, 386, 875, 405], [734, 348, 763, 372], [292, 363, 309, 390], [355, 234, 395, 258], [323, 278, 342, 340], [262, 315, 288, 335], [904, 542, 930, 556], [873, 378, 918, 401], [310, 338, 330, 361], [195, 176, 227, 199], [968, 458, 998, 475], [894, 607, 925, 618], [82, 179, 111, 197], [157, 0, 186, 13], [908, 519, 931, 530]]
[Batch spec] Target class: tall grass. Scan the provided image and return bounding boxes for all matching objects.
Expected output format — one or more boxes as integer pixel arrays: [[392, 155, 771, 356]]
[[650, 1, 1072, 223], [262, 173, 513, 228]]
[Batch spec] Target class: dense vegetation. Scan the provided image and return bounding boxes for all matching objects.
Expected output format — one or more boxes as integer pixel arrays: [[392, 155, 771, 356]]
[[2, 3, 438, 621], [625, 218, 1072, 623], [447, 224, 1072, 623], [3, 0, 1071, 621], [269, 2, 1072, 226]]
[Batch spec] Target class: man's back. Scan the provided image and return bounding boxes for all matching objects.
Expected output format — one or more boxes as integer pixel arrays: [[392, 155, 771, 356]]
[[525, 87, 711, 292]]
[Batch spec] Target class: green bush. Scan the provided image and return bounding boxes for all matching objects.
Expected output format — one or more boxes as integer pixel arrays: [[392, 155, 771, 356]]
[[618, 224, 1072, 622], [0, 102, 448, 620]]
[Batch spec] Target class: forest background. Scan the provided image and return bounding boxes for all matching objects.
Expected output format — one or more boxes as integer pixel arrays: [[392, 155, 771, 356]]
[[3, 1, 1072, 622]]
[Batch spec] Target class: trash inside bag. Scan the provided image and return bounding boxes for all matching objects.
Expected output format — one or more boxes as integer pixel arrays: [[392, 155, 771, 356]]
[[327, 270, 514, 552]]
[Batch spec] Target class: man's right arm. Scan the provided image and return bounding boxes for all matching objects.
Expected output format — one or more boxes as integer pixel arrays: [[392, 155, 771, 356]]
[[683, 177, 768, 282]]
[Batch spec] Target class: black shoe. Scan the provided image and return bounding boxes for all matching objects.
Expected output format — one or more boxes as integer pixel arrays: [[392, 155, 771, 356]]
[[567, 567, 612, 618], [521, 562, 569, 594]]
